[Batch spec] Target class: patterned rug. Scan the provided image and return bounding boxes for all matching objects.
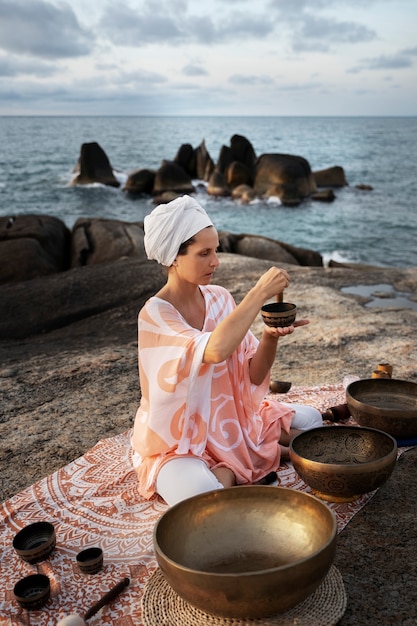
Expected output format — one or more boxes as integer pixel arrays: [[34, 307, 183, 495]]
[[0, 384, 404, 625]]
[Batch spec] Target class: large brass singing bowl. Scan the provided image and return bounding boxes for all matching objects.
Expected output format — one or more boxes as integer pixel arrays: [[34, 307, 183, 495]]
[[290, 426, 397, 503], [153, 486, 337, 619], [346, 378, 417, 440]]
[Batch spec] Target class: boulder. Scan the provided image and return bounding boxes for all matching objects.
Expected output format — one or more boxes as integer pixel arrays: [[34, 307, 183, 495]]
[[234, 235, 299, 265], [152, 191, 183, 205], [0, 215, 71, 284], [174, 140, 215, 182], [174, 143, 196, 178], [313, 166, 347, 187], [311, 189, 336, 202], [355, 184, 373, 191], [218, 231, 237, 253], [207, 169, 230, 197], [254, 154, 317, 206], [229, 134, 257, 177], [153, 160, 195, 195], [276, 241, 323, 267], [216, 135, 257, 179], [123, 168, 155, 195], [222, 232, 322, 267], [0, 257, 165, 340], [72, 142, 120, 188], [71, 218, 146, 267], [216, 145, 234, 174], [231, 184, 257, 203], [226, 161, 253, 189], [195, 140, 215, 181]]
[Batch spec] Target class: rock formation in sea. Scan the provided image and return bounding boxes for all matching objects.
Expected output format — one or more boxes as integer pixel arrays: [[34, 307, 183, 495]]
[[73, 134, 350, 206]]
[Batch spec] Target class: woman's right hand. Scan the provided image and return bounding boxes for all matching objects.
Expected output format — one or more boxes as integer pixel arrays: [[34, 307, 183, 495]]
[[255, 267, 291, 301]]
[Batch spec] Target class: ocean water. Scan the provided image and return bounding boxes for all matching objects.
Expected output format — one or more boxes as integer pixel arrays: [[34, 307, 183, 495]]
[[0, 116, 416, 268]]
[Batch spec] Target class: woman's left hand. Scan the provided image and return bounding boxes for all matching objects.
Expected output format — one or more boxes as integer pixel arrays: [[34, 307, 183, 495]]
[[264, 318, 310, 337]]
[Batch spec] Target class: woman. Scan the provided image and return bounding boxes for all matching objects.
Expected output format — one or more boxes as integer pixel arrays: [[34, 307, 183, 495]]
[[131, 195, 322, 505]]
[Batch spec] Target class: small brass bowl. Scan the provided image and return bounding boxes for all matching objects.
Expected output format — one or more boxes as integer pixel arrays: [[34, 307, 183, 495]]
[[76, 547, 103, 574], [346, 378, 417, 441], [13, 574, 50, 610], [154, 486, 337, 618], [290, 426, 397, 503], [261, 302, 297, 327], [12, 522, 56, 564]]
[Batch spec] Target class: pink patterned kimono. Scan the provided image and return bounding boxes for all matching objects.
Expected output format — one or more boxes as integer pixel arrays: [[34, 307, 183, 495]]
[[131, 284, 294, 499]]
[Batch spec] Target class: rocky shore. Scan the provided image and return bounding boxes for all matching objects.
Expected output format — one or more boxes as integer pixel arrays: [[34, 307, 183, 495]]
[[1, 252, 417, 624], [1, 253, 416, 502]]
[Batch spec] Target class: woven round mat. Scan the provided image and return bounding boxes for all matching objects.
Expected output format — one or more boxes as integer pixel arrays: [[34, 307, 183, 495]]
[[141, 565, 347, 626]]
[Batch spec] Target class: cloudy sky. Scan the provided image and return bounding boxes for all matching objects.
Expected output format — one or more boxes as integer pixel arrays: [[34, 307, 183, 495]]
[[0, 0, 416, 116]]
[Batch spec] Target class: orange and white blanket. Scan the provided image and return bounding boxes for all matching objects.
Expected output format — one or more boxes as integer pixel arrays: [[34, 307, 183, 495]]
[[0, 384, 398, 625]]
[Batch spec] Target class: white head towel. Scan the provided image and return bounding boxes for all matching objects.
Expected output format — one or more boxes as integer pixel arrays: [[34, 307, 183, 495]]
[[144, 195, 214, 266]]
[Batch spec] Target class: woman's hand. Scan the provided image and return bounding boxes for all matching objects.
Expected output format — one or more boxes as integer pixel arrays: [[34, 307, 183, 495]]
[[254, 267, 291, 300], [263, 318, 310, 338]]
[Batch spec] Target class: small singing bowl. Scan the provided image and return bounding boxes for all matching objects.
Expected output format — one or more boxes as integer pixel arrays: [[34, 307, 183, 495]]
[[154, 486, 337, 618], [290, 426, 397, 503], [13, 574, 50, 610], [261, 302, 297, 327], [12, 522, 56, 564], [76, 547, 103, 574]]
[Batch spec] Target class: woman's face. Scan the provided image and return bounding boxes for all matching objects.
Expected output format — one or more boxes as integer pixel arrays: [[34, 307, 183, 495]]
[[174, 226, 220, 285]]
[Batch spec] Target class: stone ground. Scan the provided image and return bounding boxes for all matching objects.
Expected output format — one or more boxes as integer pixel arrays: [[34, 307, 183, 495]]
[[1, 255, 416, 624]]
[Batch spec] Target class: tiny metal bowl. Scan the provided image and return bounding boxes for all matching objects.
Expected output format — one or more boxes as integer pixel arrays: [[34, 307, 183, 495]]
[[346, 378, 417, 441], [12, 522, 56, 564], [76, 547, 104, 574], [154, 486, 337, 618], [261, 302, 297, 327], [290, 425, 397, 503], [13, 574, 50, 610]]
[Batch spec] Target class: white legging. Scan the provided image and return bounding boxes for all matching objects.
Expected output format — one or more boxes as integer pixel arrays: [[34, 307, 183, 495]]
[[156, 404, 322, 506]]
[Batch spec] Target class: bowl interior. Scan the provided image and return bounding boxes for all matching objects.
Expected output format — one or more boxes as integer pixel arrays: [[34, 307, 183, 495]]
[[346, 378, 417, 440], [12, 522, 56, 563], [346, 378, 417, 415], [291, 426, 396, 466], [155, 486, 335, 574], [154, 486, 337, 617], [13, 574, 50, 610], [76, 547, 103, 573]]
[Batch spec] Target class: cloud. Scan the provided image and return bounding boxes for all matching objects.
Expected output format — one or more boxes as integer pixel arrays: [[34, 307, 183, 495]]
[[0, 54, 58, 78], [402, 46, 417, 56], [0, 0, 93, 59], [99, 3, 183, 46], [267, 0, 376, 52], [99, 1, 273, 47], [348, 52, 415, 73], [228, 74, 274, 85], [299, 15, 375, 45], [182, 63, 208, 77]]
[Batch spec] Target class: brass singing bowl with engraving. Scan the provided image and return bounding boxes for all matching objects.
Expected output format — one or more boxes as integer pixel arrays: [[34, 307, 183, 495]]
[[261, 302, 297, 327], [346, 378, 417, 440], [153, 486, 337, 619], [290, 426, 397, 503]]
